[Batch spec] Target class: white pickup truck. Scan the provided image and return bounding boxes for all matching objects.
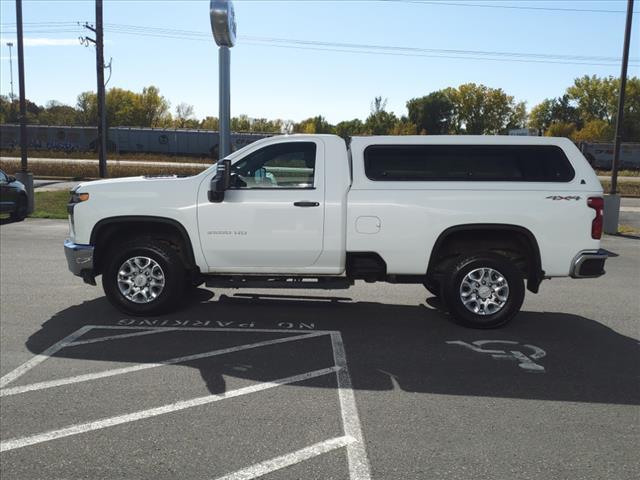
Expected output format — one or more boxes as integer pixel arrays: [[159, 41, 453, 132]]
[[65, 134, 607, 328]]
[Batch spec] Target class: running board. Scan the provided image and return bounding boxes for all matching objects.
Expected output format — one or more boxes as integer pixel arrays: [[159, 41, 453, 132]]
[[204, 276, 353, 290]]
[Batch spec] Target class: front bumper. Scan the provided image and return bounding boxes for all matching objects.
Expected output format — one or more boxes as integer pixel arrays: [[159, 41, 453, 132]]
[[570, 249, 608, 278], [64, 239, 95, 280]]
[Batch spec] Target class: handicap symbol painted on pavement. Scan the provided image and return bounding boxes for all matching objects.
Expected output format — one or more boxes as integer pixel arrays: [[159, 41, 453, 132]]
[[447, 340, 547, 373]]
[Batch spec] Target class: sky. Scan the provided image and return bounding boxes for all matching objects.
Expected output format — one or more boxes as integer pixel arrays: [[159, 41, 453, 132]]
[[0, 0, 638, 124]]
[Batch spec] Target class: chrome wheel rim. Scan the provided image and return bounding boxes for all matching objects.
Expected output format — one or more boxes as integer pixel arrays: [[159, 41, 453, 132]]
[[117, 256, 165, 303], [459, 267, 509, 316]]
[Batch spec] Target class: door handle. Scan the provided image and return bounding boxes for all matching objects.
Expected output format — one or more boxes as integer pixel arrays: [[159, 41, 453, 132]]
[[293, 201, 320, 207]]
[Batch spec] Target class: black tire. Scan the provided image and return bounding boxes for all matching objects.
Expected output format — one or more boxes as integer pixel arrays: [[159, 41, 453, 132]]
[[10, 194, 28, 221], [440, 253, 524, 329], [102, 238, 186, 316]]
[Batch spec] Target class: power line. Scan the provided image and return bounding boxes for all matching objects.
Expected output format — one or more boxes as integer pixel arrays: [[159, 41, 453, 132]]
[[242, 40, 637, 67], [383, 0, 638, 14], [100, 23, 640, 66], [4, 20, 637, 67]]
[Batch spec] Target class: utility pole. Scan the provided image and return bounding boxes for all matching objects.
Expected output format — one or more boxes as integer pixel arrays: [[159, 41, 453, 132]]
[[6, 42, 15, 100], [81, 2, 107, 177], [95, 0, 107, 178], [604, 0, 634, 234], [14, 0, 34, 213]]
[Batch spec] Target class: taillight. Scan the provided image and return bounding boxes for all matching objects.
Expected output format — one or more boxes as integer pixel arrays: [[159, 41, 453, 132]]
[[587, 197, 603, 239]]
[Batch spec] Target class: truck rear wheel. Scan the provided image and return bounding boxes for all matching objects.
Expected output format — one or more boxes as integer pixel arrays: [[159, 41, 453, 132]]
[[440, 253, 524, 329], [102, 238, 185, 316]]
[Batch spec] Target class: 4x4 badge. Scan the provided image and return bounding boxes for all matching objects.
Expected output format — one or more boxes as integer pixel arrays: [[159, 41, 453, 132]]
[[546, 195, 581, 201]]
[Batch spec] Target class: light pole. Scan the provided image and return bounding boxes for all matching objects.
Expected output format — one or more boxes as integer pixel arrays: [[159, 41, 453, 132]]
[[604, 0, 634, 234], [209, 0, 236, 160], [6, 42, 15, 101]]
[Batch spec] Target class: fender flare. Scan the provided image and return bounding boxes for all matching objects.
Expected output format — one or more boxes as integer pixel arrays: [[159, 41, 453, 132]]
[[427, 223, 544, 293]]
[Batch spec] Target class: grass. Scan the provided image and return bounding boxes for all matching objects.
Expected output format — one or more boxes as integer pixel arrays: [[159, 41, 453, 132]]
[[595, 169, 640, 177], [617, 224, 640, 236], [0, 159, 207, 180], [31, 190, 69, 219], [599, 180, 640, 197], [0, 148, 213, 164]]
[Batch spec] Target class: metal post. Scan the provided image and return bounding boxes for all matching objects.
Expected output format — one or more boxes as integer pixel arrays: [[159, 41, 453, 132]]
[[604, 0, 633, 235], [6, 42, 14, 100], [95, 0, 108, 178], [611, 0, 634, 195], [218, 46, 231, 159], [14, 0, 33, 214], [15, 1, 27, 174]]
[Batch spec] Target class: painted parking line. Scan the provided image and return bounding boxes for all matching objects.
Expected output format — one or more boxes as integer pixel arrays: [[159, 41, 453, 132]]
[[0, 331, 328, 397], [214, 435, 356, 480], [66, 328, 179, 346], [0, 366, 339, 453], [0, 326, 92, 389], [0, 325, 372, 479]]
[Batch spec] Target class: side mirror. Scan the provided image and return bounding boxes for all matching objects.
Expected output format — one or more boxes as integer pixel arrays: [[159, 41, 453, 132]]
[[208, 159, 231, 203]]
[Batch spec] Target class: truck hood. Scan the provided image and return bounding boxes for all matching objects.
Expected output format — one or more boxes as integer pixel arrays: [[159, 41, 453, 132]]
[[76, 174, 194, 191]]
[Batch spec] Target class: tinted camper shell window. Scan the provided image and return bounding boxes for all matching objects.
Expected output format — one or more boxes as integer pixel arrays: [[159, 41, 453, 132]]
[[363, 145, 575, 182]]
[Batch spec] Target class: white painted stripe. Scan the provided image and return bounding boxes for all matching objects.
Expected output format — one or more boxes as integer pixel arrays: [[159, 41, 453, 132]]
[[0, 326, 93, 389], [66, 328, 177, 347], [620, 206, 640, 212], [330, 332, 372, 480], [213, 436, 355, 480], [0, 366, 340, 453], [93, 325, 334, 334], [0, 331, 328, 398]]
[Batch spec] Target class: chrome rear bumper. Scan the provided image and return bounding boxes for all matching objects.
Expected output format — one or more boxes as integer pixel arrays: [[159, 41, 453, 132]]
[[570, 249, 608, 278]]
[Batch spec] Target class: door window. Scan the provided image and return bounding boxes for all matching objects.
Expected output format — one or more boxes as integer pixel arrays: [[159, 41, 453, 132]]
[[230, 142, 316, 189]]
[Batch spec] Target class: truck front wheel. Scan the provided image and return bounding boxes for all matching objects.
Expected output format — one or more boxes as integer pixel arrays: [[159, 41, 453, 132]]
[[440, 253, 524, 329], [102, 238, 185, 316]]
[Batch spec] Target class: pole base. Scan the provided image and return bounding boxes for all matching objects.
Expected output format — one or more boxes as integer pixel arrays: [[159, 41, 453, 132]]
[[603, 194, 621, 235], [14, 171, 34, 214]]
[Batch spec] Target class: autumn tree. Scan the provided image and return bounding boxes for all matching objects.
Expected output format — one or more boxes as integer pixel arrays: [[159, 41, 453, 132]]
[[294, 116, 334, 134]]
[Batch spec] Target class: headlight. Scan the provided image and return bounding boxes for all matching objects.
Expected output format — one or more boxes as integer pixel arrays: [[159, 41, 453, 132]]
[[70, 191, 90, 203]]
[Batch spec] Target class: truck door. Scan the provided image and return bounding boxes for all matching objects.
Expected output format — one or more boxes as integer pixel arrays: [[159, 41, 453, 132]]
[[198, 139, 325, 270]]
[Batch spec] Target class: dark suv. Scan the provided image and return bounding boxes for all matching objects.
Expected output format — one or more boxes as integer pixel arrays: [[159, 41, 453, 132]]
[[0, 169, 28, 221]]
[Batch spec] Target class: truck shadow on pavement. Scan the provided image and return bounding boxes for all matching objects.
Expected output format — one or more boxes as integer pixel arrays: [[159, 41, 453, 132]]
[[25, 290, 640, 406]]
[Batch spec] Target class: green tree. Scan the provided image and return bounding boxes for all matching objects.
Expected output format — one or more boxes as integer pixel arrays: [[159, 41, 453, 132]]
[[200, 116, 219, 130], [567, 75, 618, 123], [137, 86, 171, 127], [406, 91, 454, 134], [105, 87, 140, 126], [528, 98, 555, 133], [506, 101, 527, 131], [448, 83, 518, 135], [38, 100, 80, 125], [76, 91, 97, 125], [365, 97, 398, 135], [390, 116, 417, 135], [335, 119, 365, 138], [231, 114, 252, 131]]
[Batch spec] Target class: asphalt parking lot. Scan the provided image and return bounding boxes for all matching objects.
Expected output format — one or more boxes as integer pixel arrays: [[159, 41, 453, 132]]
[[1, 219, 639, 480]]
